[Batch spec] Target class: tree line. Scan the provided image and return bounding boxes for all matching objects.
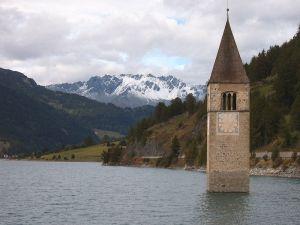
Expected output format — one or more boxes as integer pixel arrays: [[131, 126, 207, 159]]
[[127, 94, 206, 145], [247, 26, 300, 150]]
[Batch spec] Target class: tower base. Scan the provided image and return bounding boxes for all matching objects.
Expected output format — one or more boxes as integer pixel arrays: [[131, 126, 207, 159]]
[[207, 171, 249, 192]]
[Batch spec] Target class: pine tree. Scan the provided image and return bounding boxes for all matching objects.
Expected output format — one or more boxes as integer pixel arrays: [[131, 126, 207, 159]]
[[185, 94, 196, 115], [291, 93, 300, 130], [102, 135, 110, 144], [198, 143, 207, 166], [169, 97, 184, 117], [185, 140, 198, 166], [84, 136, 94, 146], [154, 102, 168, 122], [171, 136, 180, 158]]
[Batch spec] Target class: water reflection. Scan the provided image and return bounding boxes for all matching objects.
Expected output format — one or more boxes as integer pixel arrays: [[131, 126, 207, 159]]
[[197, 192, 250, 225]]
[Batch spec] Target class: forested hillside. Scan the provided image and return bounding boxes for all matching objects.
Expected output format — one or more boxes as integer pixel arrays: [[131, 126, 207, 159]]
[[125, 94, 207, 167], [246, 26, 300, 150], [0, 68, 153, 155], [123, 26, 300, 167]]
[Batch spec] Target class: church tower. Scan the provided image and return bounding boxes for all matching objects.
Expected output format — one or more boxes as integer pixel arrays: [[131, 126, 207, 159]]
[[207, 14, 250, 192]]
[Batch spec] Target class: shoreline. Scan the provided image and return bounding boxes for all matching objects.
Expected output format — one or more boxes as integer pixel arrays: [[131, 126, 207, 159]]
[[2, 159, 300, 179], [249, 167, 300, 179], [132, 164, 300, 178], [109, 162, 300, 178]]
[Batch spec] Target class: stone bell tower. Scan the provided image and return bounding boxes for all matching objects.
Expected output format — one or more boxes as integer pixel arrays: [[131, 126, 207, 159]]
[[207, 14, 250, 192]]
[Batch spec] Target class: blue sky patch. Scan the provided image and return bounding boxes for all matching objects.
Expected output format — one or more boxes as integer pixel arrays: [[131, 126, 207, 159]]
[[168, 17, 187, 25], [142, 49, 190, 70]]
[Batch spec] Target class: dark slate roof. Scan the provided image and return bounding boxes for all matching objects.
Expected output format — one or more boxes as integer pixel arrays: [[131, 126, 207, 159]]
[[208, 18, 249, 84]]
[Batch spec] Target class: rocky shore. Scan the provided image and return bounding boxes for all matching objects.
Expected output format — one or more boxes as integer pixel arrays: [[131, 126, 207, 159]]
[[163, 164, 300, 178], [249, 166, 300, 178]]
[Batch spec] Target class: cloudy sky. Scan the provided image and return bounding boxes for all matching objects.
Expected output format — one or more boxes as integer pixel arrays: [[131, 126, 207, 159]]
[[0, 0, 299, 85]]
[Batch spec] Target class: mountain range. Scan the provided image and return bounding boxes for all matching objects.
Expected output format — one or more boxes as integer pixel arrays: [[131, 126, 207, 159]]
[[47, 74, 206, 108], [0, 68, 153, 154]]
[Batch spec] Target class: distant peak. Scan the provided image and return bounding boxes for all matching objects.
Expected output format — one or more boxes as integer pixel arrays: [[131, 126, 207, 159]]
[[146, 74, 155, 78]]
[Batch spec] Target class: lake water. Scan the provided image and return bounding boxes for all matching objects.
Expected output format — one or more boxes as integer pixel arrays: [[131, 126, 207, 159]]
[[0, 160, 299, 225]]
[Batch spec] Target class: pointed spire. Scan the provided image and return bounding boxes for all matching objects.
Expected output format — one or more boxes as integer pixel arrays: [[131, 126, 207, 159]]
[[208, 17, 249, 84], [227, 8, 229, 20], [227, 0, 229, 19]]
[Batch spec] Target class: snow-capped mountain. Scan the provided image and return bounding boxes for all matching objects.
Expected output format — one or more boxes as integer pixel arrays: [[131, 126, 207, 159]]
[[47, 74, 206, 108]]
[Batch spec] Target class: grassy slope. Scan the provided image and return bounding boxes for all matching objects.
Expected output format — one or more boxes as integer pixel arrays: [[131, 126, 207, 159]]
[[146, 112, 202, 154], [40, 144, 108, 162]]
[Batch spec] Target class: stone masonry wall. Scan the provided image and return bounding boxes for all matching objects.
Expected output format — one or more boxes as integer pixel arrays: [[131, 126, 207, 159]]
[[207, 83, 250, 192]]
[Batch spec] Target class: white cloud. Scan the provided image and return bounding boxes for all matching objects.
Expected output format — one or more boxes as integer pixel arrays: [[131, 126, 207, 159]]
[[0, 0, 299, 85]]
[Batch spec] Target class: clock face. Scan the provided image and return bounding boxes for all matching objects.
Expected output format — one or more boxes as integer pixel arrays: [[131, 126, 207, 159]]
[[217, 112, 239, 135]]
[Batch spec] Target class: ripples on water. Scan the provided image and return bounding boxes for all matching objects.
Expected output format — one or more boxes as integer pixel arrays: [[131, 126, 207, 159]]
[[0, 160, 299, 225]]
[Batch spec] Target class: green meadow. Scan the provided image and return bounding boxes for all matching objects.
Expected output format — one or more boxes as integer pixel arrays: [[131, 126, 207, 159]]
[[40, 144, 108, 162]]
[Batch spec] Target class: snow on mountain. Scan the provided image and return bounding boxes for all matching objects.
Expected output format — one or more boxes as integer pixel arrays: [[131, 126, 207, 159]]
[[47, 74, 206, 108]]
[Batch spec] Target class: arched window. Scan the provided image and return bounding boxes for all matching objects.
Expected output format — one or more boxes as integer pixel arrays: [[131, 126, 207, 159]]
[[232, 93, 237, 110], [221, 92, 237, 111], [222, 93, 226, 110], [227, 93, 231, 110]]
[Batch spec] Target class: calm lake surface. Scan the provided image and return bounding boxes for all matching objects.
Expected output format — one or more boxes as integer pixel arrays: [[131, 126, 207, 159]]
[[0, 160, 299, 225]]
